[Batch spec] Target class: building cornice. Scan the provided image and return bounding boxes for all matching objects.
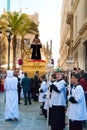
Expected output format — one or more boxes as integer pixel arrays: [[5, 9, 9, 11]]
[[72, 36, 81, 51], [73, 0, 80, 13], [79, 20, 87, 35], [72, 20, 87, 51]]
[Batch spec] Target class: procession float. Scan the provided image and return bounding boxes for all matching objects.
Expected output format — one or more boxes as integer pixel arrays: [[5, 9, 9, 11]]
[[18, 35, 53, 77]]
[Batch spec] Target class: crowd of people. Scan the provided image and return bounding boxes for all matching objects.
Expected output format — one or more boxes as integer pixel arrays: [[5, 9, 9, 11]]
[[0, 67, 87, 130], [1, 69, 41, 121], [38, 67, 87, 130]]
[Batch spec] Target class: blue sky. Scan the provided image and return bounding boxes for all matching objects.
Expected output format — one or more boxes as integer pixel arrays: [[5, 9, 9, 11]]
[[0, 0, 63, 66]]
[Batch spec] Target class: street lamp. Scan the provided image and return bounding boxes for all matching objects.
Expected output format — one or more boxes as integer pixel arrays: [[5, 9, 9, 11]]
[[7, 30, 12, 70]]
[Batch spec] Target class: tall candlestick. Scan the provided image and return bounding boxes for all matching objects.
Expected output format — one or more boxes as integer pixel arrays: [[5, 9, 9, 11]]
[[50, 40, 52, 51]]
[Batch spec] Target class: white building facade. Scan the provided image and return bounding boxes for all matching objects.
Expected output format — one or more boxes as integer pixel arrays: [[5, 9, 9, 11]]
[[59, 0, 87, 70]]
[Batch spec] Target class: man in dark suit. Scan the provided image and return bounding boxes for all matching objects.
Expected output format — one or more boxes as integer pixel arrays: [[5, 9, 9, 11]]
[[21, 72, 32, 105], [32, 71, 40, 101]]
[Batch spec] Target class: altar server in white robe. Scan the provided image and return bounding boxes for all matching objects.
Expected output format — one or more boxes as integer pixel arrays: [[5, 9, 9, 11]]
[[66, 73, 87, 130], [50, 71, 67, 130], [39, 75, 48, 116], [44, 73, 57, 125], [4, 70, 19, 121]]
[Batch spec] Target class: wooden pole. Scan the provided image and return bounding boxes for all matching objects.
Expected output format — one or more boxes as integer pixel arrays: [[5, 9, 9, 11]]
[[68, 70, 71, 130], [47, 73, 50, 130]]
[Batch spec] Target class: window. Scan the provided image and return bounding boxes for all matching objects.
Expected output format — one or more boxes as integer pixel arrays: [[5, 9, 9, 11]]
[[75, 15, 77, 36], [71, 0, 75, 6], [84, 0, 87, 19]]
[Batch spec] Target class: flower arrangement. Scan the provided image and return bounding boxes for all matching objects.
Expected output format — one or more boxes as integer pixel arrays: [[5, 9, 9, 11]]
[[28, 59, 46, 62], [18, 59, 23, 65]]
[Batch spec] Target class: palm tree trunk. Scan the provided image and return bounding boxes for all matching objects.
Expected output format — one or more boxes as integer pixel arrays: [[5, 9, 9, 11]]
[[12, 35, 17, 69], [21, 37, 24, 59]]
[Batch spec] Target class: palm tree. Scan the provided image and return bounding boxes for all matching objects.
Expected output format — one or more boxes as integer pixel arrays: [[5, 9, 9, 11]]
[[0, 18, 9, 68], [18, 17, 38, 58], [1, 12, 38, 69], [0, 18, 8, 39]]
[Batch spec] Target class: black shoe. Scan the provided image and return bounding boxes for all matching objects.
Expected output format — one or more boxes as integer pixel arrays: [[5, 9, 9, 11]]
[[5, 119, 12, 121], [33, 98, 38, 101], [29, 103, 32, 105], [24, 103, 27, 105], [39, 111, 44, 115], [18, 102, 22, 104], [12, 118, 18, 121]]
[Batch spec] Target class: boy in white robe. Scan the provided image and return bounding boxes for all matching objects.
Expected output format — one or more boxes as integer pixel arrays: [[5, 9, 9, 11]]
[[66, 73, 87, 130], [39, 75, 48, 117], [50, 71, 67, 130], [4, 70, 19, 121]]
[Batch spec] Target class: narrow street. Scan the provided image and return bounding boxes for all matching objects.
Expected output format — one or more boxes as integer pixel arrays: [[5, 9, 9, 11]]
[[0, 92, 87, 130], [0, 92, 47, 130]]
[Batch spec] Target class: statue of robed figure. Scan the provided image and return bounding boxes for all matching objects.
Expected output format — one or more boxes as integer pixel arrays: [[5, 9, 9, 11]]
[[30, 34, 42, 60]]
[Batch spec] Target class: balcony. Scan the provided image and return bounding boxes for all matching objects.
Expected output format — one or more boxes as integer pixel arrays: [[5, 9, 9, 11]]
[[66, 12, 73, 24]]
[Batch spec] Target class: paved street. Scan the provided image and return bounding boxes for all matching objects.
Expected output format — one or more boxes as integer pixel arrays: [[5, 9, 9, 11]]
[[0, 92, 87, 130]]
